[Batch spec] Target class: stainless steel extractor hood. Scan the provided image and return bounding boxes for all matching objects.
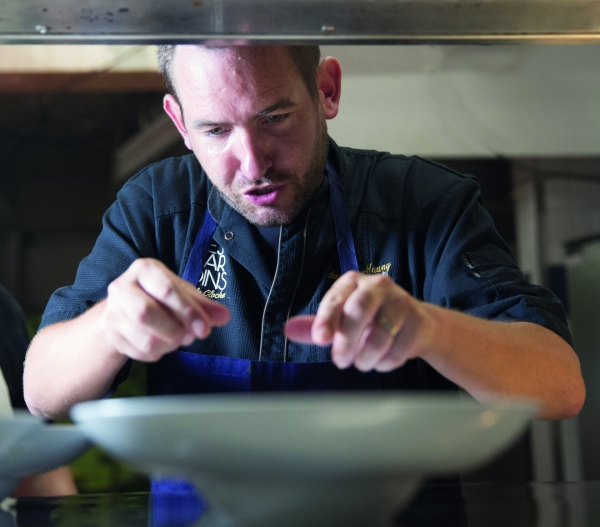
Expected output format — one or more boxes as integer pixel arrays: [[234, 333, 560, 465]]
[[1, 0, 599, 45]]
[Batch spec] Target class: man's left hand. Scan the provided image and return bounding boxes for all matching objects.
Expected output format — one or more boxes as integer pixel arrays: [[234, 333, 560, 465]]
[[285, 271, 434, 371]]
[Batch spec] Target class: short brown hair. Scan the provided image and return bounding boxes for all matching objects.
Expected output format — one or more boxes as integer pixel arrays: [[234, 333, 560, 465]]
[[157, 45, 321, 103]]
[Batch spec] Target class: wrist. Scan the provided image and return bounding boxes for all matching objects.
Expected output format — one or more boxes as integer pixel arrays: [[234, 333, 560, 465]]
[[413, 301, 455, 365], [87, 300, 129, 367]]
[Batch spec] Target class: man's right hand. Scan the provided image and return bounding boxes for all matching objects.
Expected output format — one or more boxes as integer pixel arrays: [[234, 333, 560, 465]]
[[102, 258, 230, 362], [24, 258, 231, 419]]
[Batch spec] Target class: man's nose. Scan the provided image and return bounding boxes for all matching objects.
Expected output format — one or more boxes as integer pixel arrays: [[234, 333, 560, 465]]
[[235, 130, 273, 181]]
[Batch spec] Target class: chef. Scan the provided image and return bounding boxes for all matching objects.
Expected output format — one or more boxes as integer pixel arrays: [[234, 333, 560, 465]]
[[24, 45, 584, 422]]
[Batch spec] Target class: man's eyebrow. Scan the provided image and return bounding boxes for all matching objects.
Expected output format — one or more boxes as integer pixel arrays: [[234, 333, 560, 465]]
[[191, 99, 297, 130], [256, 98, 297, 117], [192, 119, 221, 129]]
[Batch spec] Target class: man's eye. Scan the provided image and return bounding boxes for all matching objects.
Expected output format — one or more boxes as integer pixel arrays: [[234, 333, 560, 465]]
[[268, 114, 287, 123], [206, 127, 226, 136]]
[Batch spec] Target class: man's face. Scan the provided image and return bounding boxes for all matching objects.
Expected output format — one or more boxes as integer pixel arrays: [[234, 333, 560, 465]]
[[165, 46, 329, 227]]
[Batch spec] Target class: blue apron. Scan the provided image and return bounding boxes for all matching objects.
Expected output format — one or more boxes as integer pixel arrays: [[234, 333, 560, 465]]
[[149, 161, 388, 505], [149, 161, 454, 508], [152, 160, 390, 397]]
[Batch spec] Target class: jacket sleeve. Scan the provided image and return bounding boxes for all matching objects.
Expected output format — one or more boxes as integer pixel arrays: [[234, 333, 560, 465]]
[[39, 181, 157, 332], [422, 175, 573, 347]]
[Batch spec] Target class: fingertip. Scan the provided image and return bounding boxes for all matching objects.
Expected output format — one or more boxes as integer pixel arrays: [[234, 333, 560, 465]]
[[332, 352, 353, 370], [311, 323, 333, 346], [353, 361, 369, 373], [284, 316, 316, 345], [374, 355, 405, 372], [191, 319, 211, 339], [221, 305, 231, 320], [214, 308, 231, 327], [205, 302, 231, 326], [181, 331, 195, 347], [282, 318, 294, 336]]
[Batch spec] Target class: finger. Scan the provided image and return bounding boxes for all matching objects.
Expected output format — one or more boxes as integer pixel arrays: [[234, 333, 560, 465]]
[[373, 331, 412, 372], [352, 318, 398, 372], [371, 299, 423, 372], [108, 326, 170, 362], [108, 282, 189, 350], [104, 301, 180, 361], [329, 277, 388, 369], [284, 315, 317, 344], [312, 272, 362, 345], [181, 290, 230, 339], [189, 292, 231, 327], [373, 350, 409, 372], [132, 259, 230, 337], [336, 285, 383, 348], [134, 260, 203, 327], [334, 277, 411, 371]]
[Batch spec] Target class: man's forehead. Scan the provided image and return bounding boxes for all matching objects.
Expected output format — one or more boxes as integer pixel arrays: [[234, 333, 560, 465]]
[[172, 45, 306, 121], [174, 44, 292, 73]]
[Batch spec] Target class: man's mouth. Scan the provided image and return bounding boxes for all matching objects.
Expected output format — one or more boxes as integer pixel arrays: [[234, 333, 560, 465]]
[[251, 187, 276, 196], [244, 184, 285, 206]]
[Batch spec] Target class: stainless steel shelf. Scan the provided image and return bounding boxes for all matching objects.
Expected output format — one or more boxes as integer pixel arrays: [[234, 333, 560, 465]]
[[1, 0, 599, 45]]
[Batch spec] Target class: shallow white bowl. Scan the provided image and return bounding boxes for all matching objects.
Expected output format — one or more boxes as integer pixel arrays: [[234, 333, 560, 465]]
[[0, 412, 91, 498], [71, 393, 536, 526]]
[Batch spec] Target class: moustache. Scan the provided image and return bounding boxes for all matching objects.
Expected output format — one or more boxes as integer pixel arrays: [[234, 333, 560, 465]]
[[237, 169, 294, 190]]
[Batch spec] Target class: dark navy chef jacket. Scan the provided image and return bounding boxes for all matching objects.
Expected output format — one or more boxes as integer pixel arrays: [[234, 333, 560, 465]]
[[40, 139, 573, 394]]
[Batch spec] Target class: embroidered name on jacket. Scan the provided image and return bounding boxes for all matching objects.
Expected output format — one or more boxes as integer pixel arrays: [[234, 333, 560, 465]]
[[327, 262, 392, 280], [196, 241, 228, 299]]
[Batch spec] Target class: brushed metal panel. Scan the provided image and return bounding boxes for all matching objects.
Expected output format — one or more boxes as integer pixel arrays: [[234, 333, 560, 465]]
[[1, 0, 599, 44]]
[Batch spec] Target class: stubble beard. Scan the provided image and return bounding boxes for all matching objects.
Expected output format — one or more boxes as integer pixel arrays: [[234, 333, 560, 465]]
[[216, 119, 329, 227]]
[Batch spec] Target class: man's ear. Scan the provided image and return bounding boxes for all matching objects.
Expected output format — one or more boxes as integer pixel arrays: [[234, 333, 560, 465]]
[[317, 57, 342, 120], [163, 94, 193, 150]]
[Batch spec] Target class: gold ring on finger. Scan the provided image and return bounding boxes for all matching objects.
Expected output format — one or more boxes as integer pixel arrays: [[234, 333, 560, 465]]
[[378, 316, 400, 337]]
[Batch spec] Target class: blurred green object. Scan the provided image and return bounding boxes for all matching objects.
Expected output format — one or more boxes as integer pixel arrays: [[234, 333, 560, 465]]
[[50, 493, 149, 527], [69, 442, 150, 494], [27, 313, 150, 493], [70, 360, 151, 493], [25, 314, 43, 343]]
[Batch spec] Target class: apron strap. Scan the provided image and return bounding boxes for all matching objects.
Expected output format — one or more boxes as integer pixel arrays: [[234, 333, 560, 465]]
[[182, 160, 359, 285], [326, 159, 359, 274], [182, 209, 217, 285]]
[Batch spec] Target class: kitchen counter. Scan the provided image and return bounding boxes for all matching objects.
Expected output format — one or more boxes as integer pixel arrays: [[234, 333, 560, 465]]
[[4, 480, 599, 527]]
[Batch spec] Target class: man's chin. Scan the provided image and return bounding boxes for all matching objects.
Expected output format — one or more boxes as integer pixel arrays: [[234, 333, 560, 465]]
[[246, 208, 296, 227]]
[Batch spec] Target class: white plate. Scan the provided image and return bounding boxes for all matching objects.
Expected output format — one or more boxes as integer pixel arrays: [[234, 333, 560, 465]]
[[71, 393, 536, 526], [0, 412, 91, 498]]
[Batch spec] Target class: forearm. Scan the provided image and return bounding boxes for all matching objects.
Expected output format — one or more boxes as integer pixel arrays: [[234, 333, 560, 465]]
[[421, 304, 585, 420], [12, 466, 77, 497], [24, 301, 127, 420], [286, 272, 585, 420]]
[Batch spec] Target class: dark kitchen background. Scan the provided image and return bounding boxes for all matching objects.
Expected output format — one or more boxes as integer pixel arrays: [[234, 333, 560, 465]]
[[1, 44, 599, 492]]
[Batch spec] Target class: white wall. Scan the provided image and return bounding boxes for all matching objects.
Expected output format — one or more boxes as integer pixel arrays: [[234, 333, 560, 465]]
[[2, 43, 600, 157], [323, 44, 600, 157]]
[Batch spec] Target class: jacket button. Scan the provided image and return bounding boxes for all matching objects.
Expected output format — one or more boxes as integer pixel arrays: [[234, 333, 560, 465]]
[[224, 231, 234, 241]]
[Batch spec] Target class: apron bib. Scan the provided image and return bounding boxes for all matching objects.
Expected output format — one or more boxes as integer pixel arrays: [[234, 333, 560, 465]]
[[149, 161, 451, 499], [152, 160, 375, 397]]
